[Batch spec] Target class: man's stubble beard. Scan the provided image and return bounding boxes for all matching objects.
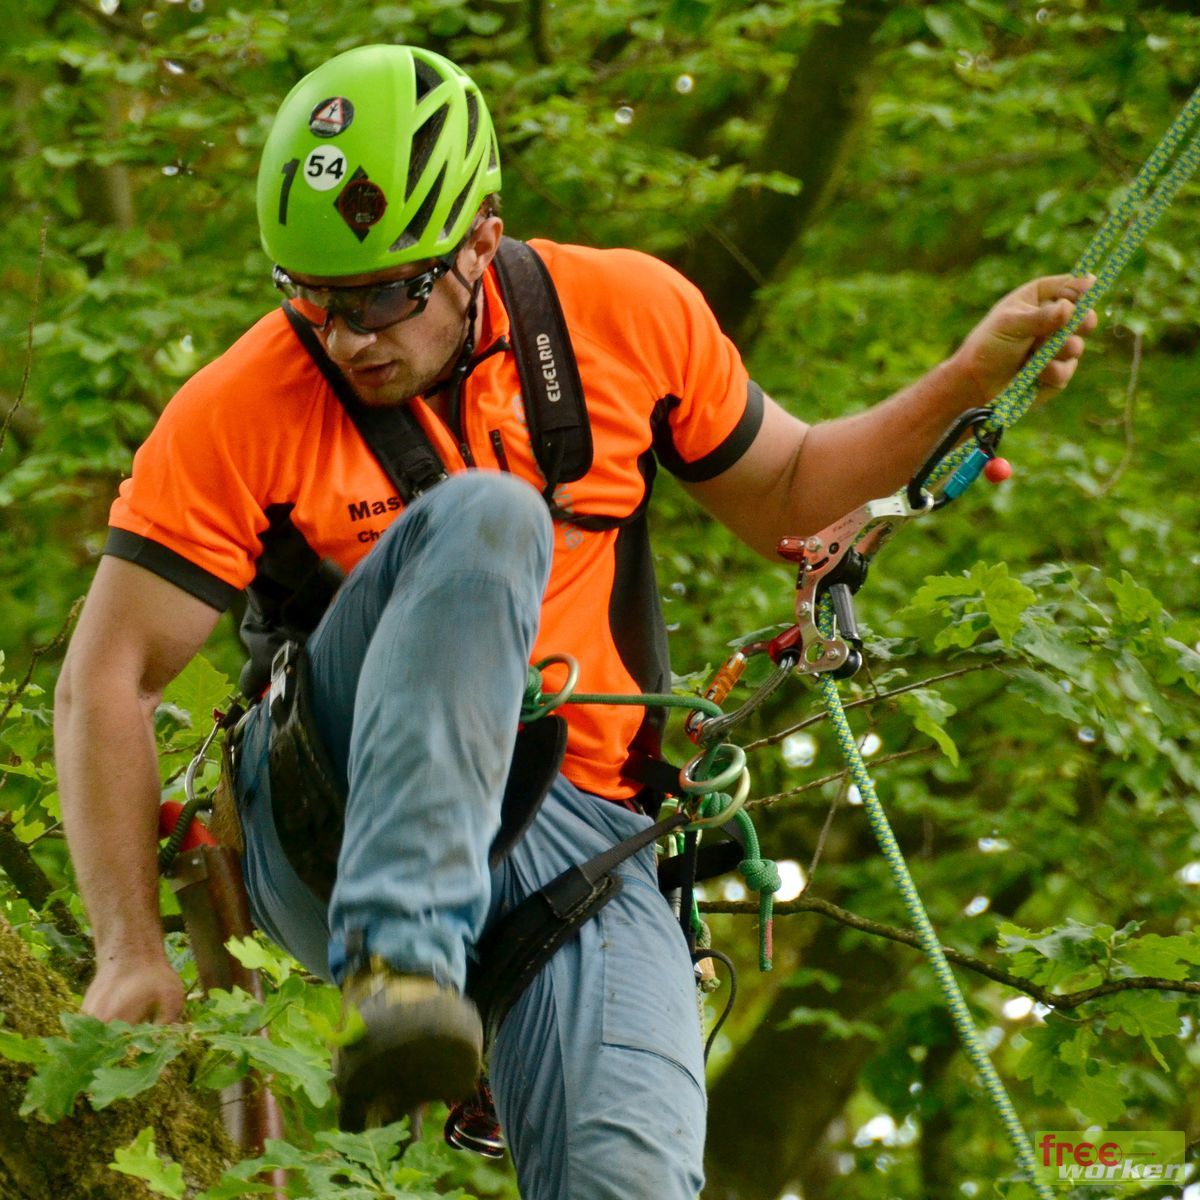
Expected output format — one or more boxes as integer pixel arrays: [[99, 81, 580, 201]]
[[350, 301, 473, 410]]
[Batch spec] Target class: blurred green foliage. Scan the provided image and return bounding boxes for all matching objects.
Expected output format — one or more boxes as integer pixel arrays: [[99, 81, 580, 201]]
[[2, 1, 1199, 1197]]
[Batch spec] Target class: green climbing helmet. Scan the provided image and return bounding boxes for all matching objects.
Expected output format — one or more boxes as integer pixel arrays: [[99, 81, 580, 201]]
[[257, 44, 501, 278]]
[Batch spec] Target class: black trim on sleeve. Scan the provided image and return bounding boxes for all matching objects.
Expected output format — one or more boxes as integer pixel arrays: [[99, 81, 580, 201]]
[[652, 379, 765, 483], [102, 528, 239, 612]]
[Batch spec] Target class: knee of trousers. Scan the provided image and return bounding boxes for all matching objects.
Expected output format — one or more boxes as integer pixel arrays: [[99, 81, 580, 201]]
[[424, 472, 554, 575]]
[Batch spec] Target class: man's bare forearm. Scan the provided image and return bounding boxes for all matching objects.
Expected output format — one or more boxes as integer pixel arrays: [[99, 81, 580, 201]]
[[686, 275, 1097, 557], [56, 675, 168, 965], [786, 358, 971, 536], [55, 559, 219, 1021]]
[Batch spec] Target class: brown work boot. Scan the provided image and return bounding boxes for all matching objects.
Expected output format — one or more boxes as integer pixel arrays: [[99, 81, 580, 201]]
[[335, 962, 484, 1135]]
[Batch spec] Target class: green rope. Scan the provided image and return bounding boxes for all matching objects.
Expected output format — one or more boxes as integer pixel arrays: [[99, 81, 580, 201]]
[[521, 666, 726, 723], [818, 600, 1051, 1197], [733, 809, 780, 972], [808, 93, 1200, 1196], [926, 83, 1200, 490], [832, 94, 1200, 1189]]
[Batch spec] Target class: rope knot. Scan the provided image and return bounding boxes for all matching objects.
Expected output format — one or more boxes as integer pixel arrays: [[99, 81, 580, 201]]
[[739, 857, 781, 895]]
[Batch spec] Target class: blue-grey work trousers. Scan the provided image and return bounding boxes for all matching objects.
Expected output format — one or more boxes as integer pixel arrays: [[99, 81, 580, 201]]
[[234, 471, 706, 1199]]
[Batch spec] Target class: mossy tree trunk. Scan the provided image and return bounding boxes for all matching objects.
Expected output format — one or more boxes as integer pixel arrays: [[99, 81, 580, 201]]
[[0, 917, 234, 1200]]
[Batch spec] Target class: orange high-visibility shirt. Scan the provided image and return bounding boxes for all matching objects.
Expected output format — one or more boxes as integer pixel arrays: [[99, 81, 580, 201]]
[[106, 240, 763, 800]]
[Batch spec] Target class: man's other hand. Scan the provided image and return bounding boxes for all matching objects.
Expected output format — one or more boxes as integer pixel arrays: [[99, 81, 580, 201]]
[[950, 273, 1099, 405], [83, 955, 186, 1024]]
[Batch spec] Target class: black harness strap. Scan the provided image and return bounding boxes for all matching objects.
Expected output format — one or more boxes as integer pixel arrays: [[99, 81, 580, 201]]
[[265, 639, 569, 906], [491, 237, 593, 497], [282, 302, 447, 502], [468, 810, 689, 1047]]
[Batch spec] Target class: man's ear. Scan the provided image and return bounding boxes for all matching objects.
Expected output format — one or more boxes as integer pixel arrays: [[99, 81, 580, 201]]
[[463, 215, 504, 282]]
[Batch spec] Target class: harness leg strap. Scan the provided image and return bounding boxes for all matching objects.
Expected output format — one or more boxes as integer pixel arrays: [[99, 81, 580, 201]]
[[468, 810, 688, 1048]]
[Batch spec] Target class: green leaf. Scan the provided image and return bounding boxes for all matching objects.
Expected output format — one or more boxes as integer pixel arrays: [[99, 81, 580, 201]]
[[42, 145, 82, 168], [21, 1014, 129, 1122], [1106, 572, 1164, 632], [1102, 991, 1182, 1041], [1114, 931, 1200, 979], [0, 1027, 46, 1065], [996, 920, 1112, 988], [1115, 652, 1177, 728], [1013, 623, 1089, 674], [924, 5, 988, 51], [779, 1007, 882, 1040], [1014, 1019, 1093, 1096], [901, 572, 980, 619], [999, 920, 1109, 969], [897, 689, 959, 764], [1014, 1020, 1127, 1123], [1006, 668, 1085, 722], [110, 1128, 186, 1200], [973, 561, 1036, 646], [1072, 1062, 1129, 1125], [206, 1035, 331, 1108], [161, 655, 232, 731], [225, 935, 296, 986], [89, 1041, 183, 1110]]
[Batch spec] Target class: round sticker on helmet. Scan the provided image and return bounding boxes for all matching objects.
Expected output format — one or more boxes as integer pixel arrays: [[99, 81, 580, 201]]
[[303, 146, 347, 191], [309, 96, 355, 137]]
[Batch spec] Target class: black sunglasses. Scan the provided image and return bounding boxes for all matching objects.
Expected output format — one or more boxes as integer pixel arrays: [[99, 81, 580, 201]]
[[273, 256, 454, 334]]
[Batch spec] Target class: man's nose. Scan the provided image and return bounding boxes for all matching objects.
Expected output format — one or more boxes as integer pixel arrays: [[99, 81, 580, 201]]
[[323, 316, 379, 361]]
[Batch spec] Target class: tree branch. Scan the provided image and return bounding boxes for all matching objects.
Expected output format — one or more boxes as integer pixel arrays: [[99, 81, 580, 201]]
[[0, 817, 87, 980], [528, 0, 551, 65], [677, 1, 890, 336], [0, 598, 84, 726], [0, 221, 48, 462], [742, 662, 995, 752], [702, 894, 1200, 1010], [747, 745, 933, 812]]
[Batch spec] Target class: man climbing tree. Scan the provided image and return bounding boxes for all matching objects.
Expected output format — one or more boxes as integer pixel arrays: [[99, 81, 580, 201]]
[[53, 43, 1095, 1200]]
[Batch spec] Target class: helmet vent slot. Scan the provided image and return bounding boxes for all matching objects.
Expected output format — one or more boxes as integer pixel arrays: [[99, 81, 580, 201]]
[[442, 172, 476, 240], [393, 162, 446, 249], [465, 91, 480, 147], [413, 58, 441, 102], [407, 102, 449, 199]]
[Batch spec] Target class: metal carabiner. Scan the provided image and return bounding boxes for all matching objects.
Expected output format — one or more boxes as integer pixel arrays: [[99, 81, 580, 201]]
[[906, 406, 1003, 511]]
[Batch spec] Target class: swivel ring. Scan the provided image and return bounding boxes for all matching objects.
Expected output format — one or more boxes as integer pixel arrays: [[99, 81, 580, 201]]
[[684, 767, 751, 829], [679, 742, 747, 796]]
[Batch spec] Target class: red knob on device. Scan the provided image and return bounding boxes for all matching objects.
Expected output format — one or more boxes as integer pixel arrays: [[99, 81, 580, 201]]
[[158, 800, 218, 850], [983, 456, 1012, 483]]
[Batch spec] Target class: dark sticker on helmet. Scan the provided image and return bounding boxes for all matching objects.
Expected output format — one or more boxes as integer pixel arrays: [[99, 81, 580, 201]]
[[335, 167, 387, 241], [309, 96, 355, 137]]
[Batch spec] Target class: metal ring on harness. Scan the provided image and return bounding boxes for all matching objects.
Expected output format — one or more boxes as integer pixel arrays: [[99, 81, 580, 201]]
[[678, 743, 746, 796], [684, 768, 750, 830], [523, 653, 581, 721], [677, 744, 751, 829]]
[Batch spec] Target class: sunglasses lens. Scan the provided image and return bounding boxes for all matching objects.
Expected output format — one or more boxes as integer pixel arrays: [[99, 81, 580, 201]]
[[357, 284, 422, 330], [289, 294, 332, 326], [278, 261, 445, 332]]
